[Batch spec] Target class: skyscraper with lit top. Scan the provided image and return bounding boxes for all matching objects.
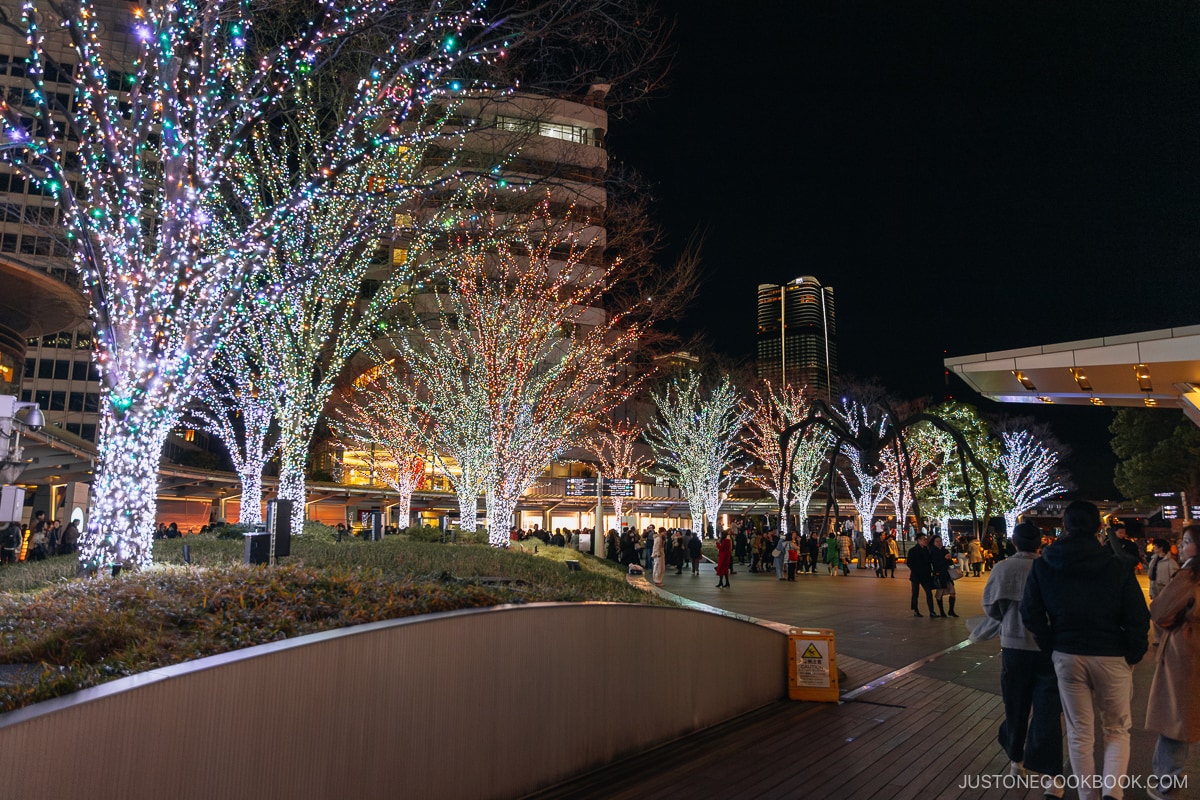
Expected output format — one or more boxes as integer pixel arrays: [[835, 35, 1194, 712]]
[[756, 276, 837, 397]]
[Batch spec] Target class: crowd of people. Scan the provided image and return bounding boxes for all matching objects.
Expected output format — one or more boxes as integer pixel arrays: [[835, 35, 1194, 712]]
[[971, 501, 1196, 800], [0, 509, 80, 563]]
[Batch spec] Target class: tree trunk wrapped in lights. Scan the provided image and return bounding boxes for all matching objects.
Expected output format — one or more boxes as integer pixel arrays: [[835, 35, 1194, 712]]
[[187, 336, 277, 526], [745, 382, 831, 536], [836, 400, 893, 530], [0, 0, 518, 568], [644, 373, 747, 538], [880, 439, 938, 535], [331, 377, 429, 530], [389, 201, 653, 547], [588, 420, 652, 527]]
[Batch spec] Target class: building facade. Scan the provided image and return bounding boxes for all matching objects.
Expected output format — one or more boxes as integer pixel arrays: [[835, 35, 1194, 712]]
[[756, 276, 837, 397]]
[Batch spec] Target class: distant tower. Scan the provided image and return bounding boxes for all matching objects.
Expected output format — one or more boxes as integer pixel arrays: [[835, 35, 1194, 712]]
[[756, 276, 837, 397]]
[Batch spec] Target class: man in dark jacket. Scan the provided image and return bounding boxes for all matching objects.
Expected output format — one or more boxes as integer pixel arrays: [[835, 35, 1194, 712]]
[[687, 528, 702, 575], [906, 532, 936, 618], [1021, 501, 1150, 800]]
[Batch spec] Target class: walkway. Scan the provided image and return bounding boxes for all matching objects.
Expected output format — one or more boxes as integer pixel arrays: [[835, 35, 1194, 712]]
[[526, 558, 1196, 799]]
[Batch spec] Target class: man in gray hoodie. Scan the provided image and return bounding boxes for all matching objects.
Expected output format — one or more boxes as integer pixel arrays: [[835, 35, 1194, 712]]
[[983, 522, 1063, 796]]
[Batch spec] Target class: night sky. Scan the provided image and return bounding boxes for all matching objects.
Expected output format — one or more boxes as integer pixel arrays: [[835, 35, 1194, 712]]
[[609, 0, 1200, 498]]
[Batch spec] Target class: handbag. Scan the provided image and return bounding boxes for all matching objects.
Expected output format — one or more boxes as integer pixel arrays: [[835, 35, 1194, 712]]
[[949, 565, 964, 581], [771, 547, 782, 558]]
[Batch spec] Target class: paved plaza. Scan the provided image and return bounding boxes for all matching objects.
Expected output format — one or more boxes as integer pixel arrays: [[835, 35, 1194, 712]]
[[527, 558, 1197, 799]]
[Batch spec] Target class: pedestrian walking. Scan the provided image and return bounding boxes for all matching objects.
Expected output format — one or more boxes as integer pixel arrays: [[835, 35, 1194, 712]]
[[1145, 525, 1199, 800], [715, 530, 732, 588], [1149, 538, 1181, 645], [929, 534, 958, 618], [982, 523, 1064, 795], [688, 529, 703, 575], [907, 532, 937, 617], [823, 532, 839, 575], [837, 528, 853, 576], [1021, 500, 1150, 800], [885, 533, 899, 578]]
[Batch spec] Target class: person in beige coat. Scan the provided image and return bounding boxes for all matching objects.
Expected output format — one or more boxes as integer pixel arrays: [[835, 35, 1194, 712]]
[[1145, 525, 1199, 800]]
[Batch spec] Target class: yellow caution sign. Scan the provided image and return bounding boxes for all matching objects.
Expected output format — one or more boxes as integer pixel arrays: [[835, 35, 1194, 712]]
[[787, 627, 838, 702]]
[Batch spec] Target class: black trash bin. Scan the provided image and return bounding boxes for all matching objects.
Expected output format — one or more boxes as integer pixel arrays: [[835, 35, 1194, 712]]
[[243, 531, 271, 565]]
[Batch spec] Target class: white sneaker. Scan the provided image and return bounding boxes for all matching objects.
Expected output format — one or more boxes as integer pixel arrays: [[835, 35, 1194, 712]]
[[1147, 787, 1172, 800], [1040, 773, 1065, 799], [1008, 760, 1023, 777]]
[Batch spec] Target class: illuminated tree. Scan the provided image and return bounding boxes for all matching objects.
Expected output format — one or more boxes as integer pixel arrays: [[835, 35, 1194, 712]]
[[879, 427, 938, 533], [588, 419, 651, 526], [391, 203, 650, 546], [836, 400, 893, 528], [1000, 427, 1067, 533], [331, 376, 429, 529], [917, 402, 1007, 536], [744, 382, 831, 535], [0, 0, 513, 568], [644, 374, 747, 537], [187, 332, 277, 525]]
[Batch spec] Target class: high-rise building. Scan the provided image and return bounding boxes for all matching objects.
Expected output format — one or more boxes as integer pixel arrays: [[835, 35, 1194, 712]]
[[756, 276, 837, 396]]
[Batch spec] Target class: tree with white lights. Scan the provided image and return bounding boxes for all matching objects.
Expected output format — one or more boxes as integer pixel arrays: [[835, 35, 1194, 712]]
[[391, 203, 650, 546], [588, 419, 652, 527], [187, 332, 277, 525], [208, 108, 450, 537], [879, 426, 938, 533], [1000, 426, 1067, 534], [916, 402, 1007, 536], [331, 375, 429, 529], [0, 0, 516, 568], [744, 382, 831, 535], [835, 400, 893, 529], [644, 374, 747, 537]]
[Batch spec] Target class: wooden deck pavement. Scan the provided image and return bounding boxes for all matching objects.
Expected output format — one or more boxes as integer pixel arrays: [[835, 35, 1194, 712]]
[[526, 655, 1047, 800]]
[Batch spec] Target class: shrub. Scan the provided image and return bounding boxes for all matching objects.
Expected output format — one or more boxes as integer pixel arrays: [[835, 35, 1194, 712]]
[[211, 523, 255, 540], [302, 521, 339, 542], [403, 524, 444, 543]]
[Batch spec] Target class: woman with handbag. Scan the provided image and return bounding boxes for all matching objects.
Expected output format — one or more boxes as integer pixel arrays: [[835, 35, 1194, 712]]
[[1145, 526, 1199, 800], [930, 534, 959, 618]]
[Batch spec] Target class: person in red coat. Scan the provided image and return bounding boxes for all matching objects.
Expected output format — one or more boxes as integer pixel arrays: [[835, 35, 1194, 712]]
[[715, 530, 733, 588]]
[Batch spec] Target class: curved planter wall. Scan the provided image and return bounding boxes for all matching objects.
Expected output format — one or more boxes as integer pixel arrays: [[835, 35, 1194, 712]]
[[0, 603, 786, 799]]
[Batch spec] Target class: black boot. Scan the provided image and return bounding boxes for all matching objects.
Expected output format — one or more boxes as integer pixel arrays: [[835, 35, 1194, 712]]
[[912, 608, 922, 617], [936, 598, 946, 618], [948, 597, 959, 617]]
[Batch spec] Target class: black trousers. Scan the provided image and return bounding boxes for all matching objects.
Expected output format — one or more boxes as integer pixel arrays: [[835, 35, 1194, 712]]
[[998, 647, 1063, 776], [910, 579, 934, 612]]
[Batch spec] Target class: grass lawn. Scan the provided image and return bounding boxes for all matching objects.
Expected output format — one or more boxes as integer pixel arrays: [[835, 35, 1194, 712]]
[[0, 531, 667, 712]]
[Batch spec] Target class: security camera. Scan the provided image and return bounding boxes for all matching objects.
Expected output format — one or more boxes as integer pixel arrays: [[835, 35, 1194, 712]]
[[18, 404, 44, 431]]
